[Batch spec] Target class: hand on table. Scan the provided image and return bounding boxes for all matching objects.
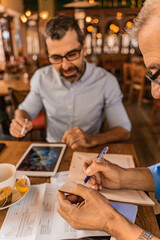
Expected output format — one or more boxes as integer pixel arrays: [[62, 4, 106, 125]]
[[83, 158, 125, 190], [9, 118, 33, 138], [62, 127, 95, 149]]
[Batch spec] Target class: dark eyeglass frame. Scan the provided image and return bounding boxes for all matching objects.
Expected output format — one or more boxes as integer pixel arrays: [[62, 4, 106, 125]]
[[146, 69, 160, 86], [48, 47, 82, 64]]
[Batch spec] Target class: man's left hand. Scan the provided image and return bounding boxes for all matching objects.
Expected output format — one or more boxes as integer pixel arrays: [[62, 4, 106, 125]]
[[62, 126, 95, 149]]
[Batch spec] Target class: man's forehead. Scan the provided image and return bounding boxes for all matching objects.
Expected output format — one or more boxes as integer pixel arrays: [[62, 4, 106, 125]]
[[46, 30, 80, 54], [138, 15, 160, 68]]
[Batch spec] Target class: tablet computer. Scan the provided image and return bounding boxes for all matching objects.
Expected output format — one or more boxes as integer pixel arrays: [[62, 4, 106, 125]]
[[16, 143, 66, 177]]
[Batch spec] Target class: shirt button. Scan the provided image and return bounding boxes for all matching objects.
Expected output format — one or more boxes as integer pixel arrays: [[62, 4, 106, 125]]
[[68, 105, 72, 109]]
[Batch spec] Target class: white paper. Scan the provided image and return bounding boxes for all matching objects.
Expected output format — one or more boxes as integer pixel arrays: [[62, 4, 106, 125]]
[[0, 184, 46, 240], [37, 172, 108, 240], [36, 172, 137, 240], [0, 172, 138, 240]]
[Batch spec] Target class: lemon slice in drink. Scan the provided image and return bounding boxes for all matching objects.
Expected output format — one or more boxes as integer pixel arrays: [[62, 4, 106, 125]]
[[16, 178, 29, 193]]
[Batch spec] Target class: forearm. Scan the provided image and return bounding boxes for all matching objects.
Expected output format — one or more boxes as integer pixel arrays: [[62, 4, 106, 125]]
[[90, 127, 130, 146], [14, 109, 31, 121], [121, 168, 155, 192], [103, 209, 159, 240]]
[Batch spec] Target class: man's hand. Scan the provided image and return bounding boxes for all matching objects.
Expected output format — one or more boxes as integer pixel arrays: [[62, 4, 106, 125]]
[[62, 127, 96, 149], [57, 184, 116, 232], [10, 118, 32, 138], [83, 158, 126, 190], [57, 184, 146, 240], [83, 158, 155, 192]]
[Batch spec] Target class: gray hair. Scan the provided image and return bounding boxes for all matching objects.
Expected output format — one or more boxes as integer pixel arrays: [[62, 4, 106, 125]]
[[45, 14, 84, 44], [128, 0, 160, 39]]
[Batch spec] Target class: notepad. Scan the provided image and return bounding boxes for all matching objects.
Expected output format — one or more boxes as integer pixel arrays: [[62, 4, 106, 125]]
[[60, 152, 155, 206]]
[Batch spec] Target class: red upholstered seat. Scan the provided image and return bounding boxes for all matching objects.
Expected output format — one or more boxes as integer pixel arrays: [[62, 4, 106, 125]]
[[8, 88, 46, 140], [32, 111, 45, 129]]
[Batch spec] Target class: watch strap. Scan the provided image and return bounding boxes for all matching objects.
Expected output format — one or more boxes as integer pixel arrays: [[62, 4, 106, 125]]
[[138, 230, 153, 240]]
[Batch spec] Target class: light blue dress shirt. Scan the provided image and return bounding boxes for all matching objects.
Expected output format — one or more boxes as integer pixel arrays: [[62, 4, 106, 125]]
[[148, 163, 160, 203], [19, 62, 131, 142]]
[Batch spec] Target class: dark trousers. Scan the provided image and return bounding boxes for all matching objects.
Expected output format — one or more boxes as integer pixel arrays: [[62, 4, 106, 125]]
[[156, 214, 160, 228]]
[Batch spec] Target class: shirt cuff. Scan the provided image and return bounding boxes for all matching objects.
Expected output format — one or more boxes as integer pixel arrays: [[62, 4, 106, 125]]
[[148, 163, 160, 203]]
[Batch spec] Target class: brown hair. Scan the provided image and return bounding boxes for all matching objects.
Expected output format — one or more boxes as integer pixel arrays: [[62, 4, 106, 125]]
[[45, 14, 84, 44]]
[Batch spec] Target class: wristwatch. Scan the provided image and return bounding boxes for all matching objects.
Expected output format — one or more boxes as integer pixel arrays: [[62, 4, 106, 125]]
[[138, 230, 153, 240]]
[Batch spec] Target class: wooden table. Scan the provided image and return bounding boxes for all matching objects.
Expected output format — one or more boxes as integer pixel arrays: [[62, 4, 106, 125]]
[[0, 74, 30, 97], [0, 141, 160, 238]]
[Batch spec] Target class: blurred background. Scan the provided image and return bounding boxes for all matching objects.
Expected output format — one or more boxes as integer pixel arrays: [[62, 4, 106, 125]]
[[0, 0, 144, 73], [0, 0, 160, 220], [0, 0, 160, 170]]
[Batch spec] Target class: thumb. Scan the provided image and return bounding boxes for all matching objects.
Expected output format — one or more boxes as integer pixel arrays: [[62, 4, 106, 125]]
[[86, 162, 109, 176], [70, 184, 91, 200]]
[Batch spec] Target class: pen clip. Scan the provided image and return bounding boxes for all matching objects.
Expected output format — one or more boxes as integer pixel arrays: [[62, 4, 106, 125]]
[[97, 146, 109, 162]]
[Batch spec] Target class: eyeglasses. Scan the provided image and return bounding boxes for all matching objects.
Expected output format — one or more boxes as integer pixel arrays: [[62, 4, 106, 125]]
[[146, 69, 160, 86], [49, 47, 82, 64]]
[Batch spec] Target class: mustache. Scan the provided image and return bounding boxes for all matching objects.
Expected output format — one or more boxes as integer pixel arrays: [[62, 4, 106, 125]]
[[60, 66, 80, 74]]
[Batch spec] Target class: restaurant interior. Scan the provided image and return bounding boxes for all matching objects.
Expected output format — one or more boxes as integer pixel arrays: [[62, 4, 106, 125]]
[[0, 0, 160, 233]]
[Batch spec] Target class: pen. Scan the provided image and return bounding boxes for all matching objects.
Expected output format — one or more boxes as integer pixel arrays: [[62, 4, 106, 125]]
[[83, 146, 109, 184], [21, 118, 28, 136]]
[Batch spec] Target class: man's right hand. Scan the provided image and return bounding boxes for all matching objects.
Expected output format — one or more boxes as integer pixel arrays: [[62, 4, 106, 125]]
[[57, 184, 118, 232], [83, 158, 126, 190], [9, 118, 32, 138], [57, 184, 143, 240]]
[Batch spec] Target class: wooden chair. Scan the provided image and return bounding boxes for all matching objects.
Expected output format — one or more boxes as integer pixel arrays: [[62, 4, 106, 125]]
[[122, 62, 135, 96], [149, 100, 160, 128], [8, 88, 46, 140], [128, 64, 150, 105], [0, 110, 10, 134]]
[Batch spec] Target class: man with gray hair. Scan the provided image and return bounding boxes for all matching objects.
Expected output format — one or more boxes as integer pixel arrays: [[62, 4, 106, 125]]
[[57, 1, 160, 239], [9, 14, 131, 149]]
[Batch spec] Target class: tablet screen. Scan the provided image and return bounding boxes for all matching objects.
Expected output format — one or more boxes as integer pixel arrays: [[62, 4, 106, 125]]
[[17, 144, 66, 175]]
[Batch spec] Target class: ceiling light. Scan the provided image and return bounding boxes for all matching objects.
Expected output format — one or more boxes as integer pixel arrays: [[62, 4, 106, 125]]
[[86, 16, 91, 22], [126, 21, 132, 28], [87, 25, 93, 32], [64, 0, 98, 8], [94, 18, 99, 23], [39, 11, 49, 20], [25, 10, 31, 17], [20, 15, 27, 23], [97, 33, 102, 38]]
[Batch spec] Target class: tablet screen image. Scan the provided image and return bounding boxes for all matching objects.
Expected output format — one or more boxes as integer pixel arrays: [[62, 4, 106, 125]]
[[16, 143, 66, 177]]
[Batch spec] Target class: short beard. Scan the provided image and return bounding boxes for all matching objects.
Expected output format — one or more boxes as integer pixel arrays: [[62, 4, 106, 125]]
[[60, 62, 85, 83]]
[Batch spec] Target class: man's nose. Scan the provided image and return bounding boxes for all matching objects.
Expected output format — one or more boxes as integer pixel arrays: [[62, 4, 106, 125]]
[[61, 57, 72, 70]]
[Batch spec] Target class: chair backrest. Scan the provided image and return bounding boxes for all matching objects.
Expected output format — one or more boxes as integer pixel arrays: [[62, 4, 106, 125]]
[[130, 65, 146, 85], [123, 62, 136, 83], [8, 88, 29, 110]]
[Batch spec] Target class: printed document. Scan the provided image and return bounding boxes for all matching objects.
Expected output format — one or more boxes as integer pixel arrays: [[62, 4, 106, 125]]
[[0, 171, 138, 240]]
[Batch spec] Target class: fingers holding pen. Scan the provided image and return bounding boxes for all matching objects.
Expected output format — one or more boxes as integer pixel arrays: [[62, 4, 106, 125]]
[[9, 118, 32, 138], [83, 158, 104, 190]]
